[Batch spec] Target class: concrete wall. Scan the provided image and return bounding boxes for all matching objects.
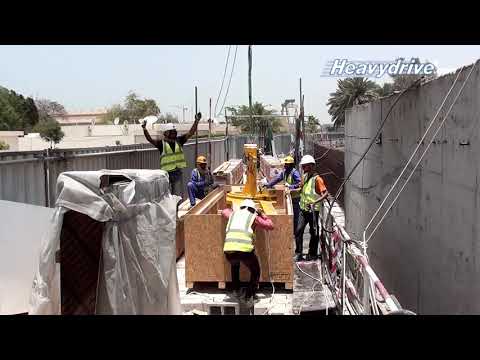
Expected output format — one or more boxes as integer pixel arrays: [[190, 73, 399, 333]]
[[344, 61, 480, 314], [18, 135, 138, 151], [0, 131, 23, 151]]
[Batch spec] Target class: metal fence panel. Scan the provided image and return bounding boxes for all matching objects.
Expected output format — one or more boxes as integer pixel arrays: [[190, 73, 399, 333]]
[[0, 134, 293, 207]]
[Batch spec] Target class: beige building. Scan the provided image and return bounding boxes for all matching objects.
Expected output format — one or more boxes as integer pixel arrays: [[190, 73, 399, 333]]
[[0, 121, 241, 151], [53, 110, 107, 125]]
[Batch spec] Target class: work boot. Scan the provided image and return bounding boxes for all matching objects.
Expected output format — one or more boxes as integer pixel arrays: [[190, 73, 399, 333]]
[[295, 253, 305, 262], [227, 288, 243, 301], [305, 254, 319, 262]]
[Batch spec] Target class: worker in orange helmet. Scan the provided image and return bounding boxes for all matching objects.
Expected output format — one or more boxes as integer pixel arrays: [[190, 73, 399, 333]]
[[187, 155, 215, 207]]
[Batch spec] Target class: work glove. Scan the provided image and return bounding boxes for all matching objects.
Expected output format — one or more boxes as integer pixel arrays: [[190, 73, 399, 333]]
[[195, 112, 202, 121]]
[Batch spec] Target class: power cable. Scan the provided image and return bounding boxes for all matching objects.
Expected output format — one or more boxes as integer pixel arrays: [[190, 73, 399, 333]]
[[365, 62, 476, 245], [322, 77, 425, 238], [217, 45, 238, 117], [214, 46, 231, 116]]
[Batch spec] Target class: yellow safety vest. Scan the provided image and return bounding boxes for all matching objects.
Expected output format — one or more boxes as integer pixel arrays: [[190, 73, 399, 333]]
[[160, 140, 187, 172], [224, 208, 256, 253], [284, 170, 300, 199], [300, 174, 322, 212]]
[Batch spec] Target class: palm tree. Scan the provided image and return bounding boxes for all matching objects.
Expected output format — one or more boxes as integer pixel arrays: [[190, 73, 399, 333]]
[[227, 102, 281, 134], [327, 77, 381, 128]]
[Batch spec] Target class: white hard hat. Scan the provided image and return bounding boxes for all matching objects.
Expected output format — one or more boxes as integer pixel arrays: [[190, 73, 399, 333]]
[[240, 199, 256, 210], [300, 154, 316, 166], [162, 123, 176, 132]]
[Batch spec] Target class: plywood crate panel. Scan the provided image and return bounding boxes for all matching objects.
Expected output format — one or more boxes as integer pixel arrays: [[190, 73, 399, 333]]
[[184, 187, 294, 288]]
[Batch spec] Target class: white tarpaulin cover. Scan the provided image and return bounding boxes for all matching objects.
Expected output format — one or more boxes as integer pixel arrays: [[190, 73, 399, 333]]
[[29, 169, 182, 315]]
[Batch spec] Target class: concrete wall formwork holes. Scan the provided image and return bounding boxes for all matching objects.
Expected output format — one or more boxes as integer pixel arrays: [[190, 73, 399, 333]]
[[344, 61, 480, 314]]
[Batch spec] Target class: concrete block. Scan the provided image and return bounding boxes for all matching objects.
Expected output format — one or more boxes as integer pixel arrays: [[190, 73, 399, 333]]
[[269, 303, 287, 315]]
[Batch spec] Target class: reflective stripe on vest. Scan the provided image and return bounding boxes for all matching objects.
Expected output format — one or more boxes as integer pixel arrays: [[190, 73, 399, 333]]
[[300, 174, 322, 211], [224, 208, 256, 252], [160, 140, 187, 172], [285, 170, 300, 199]]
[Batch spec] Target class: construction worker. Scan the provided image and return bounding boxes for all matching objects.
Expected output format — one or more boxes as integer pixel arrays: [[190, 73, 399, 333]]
[[187, 155, 214, 207], [295, 154, 329, 262], [142, 112, 202, 195], [264, 155, 301, 236], [221, 199, 274, 302]]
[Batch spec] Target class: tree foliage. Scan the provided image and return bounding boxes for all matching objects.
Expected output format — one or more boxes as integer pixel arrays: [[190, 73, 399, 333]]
[[0, 140, 10, 150], [33, 117, 64, 148], [327, 77, 381, 128], [226, 102, 282, 134], [35, 98, 67, 122], [0, 86, 39, 131], [158, 112, 179, 123], [101, 91, 161, 124], [306, 115, 320, 133], [376, 58, 438, 97]]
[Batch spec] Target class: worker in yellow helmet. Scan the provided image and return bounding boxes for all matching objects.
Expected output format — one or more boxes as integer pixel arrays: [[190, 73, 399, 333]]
[[221, 199, 274, 302], [142, 112, 202, 195], [187, 155, 214, 207], [264, 155, 301, 238]]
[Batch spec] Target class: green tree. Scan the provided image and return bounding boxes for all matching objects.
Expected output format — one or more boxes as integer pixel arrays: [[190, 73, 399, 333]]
[[0, 140, 9, 150], [375, 58, 438, 97], [375, 82, 395, 97], [158, 112, 179, 123], [306, 115, 320, 133], [327, 77, 381, 128], [33, 118, 65, 149], [102, 91, 161, 124], [35, 98, 67, 122], [0, 87, 39, 131], [227, 102, 282, 134], [390, 58, 437, 91]]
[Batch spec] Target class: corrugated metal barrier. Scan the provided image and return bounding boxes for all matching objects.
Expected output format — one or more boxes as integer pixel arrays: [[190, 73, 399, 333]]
[[0, 135, 291, 207]]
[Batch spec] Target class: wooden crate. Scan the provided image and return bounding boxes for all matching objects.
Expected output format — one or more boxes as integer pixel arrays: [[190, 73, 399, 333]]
[[212, 160, 244, 185], [260, 155, 283, 182], [183, 186, 294, 289]]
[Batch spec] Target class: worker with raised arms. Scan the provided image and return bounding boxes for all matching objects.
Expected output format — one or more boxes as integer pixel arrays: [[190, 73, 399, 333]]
[[142, 112, 202, 195], [221, 199, 274, 303], [295, 154, 329, 262], [263, 155, 301, 238], [187, 155, 216, 208]]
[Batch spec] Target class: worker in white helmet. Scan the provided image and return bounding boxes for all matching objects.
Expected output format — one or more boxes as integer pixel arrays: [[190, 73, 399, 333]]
[[142, 112, 202, 195], [295, 154, 329, 262], [221, 198, 274, 302]]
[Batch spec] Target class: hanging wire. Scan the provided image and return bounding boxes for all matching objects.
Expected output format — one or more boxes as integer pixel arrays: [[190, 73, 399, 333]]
[[214, 46, 231, 116]]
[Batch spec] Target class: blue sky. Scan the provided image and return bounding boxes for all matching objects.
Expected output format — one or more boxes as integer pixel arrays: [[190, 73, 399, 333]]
[[0, 45, 479, 124]]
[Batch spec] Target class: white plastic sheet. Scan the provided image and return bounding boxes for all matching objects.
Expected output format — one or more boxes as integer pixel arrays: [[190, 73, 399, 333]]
[[29, 169, 182, 315]]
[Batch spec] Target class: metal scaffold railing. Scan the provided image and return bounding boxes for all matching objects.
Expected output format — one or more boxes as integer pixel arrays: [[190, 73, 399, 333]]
[[319, 200, 413, 315]]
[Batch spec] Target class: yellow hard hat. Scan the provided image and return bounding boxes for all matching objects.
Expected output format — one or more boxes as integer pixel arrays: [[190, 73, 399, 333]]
[[196, 155, 207, 164], [283, 156, 294, 164]]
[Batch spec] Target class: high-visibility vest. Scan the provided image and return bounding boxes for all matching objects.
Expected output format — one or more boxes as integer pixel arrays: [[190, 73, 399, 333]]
[[284, 170, 300, 199], [300, 174, 322, 211], [223, 208, 256, 253], [160, 140, 187, 172]]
